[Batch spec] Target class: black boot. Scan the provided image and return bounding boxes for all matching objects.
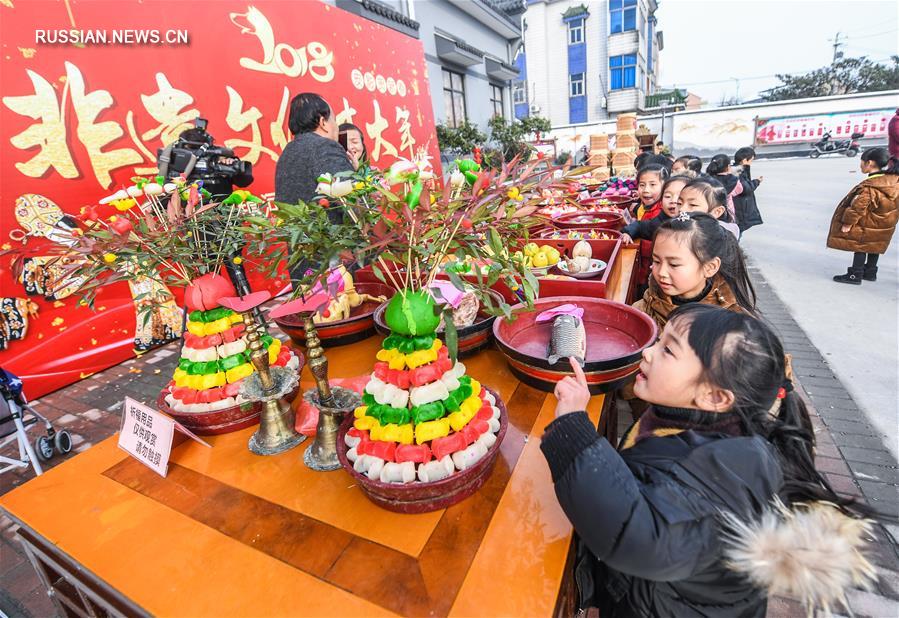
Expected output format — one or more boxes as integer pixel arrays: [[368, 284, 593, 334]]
[[833, 268, 863, 285], [863, 266, 878, 282]]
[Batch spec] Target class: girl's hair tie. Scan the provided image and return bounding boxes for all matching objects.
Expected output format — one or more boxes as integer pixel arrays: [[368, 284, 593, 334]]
[[776, 379, 794, 399], [675, 211, 692, 222]]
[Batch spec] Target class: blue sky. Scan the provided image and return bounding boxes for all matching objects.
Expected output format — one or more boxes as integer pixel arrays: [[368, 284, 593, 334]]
[[655, 0, 899, 103]]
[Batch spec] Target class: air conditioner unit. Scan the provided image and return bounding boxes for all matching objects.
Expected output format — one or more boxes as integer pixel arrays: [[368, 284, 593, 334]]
[[529, 104, 541, 113]]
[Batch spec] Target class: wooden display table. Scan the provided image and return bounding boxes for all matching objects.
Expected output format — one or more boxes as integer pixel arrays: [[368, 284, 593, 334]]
[[1, 249, 638, 617]]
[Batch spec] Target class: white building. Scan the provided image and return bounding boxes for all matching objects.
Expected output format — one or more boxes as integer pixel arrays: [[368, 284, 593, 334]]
[[336, 0, 525, 130], [515, 0, 663, 126]]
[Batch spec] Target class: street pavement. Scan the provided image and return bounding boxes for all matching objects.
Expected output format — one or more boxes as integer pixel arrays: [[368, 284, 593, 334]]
[[742, 156, 899, 458]]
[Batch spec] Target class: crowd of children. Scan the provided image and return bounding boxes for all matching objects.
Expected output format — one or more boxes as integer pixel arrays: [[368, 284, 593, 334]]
[[539, 145, 898, 617]]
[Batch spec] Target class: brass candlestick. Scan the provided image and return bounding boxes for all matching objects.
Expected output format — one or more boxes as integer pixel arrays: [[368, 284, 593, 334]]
[[301, 313, 361, 471], [241, 310, 305, 455]]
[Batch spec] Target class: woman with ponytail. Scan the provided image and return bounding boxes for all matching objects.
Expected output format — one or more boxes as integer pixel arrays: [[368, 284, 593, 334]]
[[827, 146, 899, 284], [542, 304, 879, 617]]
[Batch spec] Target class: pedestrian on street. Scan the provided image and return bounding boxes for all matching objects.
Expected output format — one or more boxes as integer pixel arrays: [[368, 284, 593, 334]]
[[732, 146, 764, 233], [706, 154, 742, 224], [888, 108, 899, 162], [827, 147, 899, 285]]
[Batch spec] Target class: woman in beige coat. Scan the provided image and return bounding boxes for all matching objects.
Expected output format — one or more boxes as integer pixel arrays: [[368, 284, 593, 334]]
[[827, 147, 899, 284]]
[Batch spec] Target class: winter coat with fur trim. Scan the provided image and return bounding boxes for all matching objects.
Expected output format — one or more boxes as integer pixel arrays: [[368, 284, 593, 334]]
[[826, 173, 899, 254], [540, 412, 876, 617], [541, 412, 782, 617]]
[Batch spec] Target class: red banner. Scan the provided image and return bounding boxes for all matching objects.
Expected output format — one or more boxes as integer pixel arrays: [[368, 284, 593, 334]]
[[0, 0, 439, 397], [755, 109, 892, 145]]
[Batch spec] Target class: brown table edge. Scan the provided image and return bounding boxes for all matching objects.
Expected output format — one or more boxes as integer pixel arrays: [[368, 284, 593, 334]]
[[2, 506, 149, 618]]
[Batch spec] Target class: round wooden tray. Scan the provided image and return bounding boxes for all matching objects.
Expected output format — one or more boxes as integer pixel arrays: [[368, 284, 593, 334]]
[[372, 289, 503, 358], [493, 296, 657, 394], [336, 386, 508, 514], [552, 211, 625, 231], [273, 283, 394, 348], [157, 379, 302, 436]]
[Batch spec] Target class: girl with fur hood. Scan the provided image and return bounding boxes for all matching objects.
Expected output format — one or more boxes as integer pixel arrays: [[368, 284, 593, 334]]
[[541, 304, 877, 617], [827, 147, 899, 285]]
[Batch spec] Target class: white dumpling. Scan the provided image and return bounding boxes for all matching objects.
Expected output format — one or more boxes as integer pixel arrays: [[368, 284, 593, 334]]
[[452, 441, 488, 471], [379, 461, 416, 484], [344, 432, 361, 449], [366, 457, 385, 481], [488, 417, 501, 433], [346, 447, 359, 462], [477, 431, 497, 450]]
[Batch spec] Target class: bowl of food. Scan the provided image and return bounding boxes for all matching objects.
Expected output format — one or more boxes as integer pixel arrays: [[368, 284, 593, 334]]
[[493, 296, 657, 394], [556, 259, 607, 279], [336, 386, 508, 514], [553, 211, 625, 231], [273, 282, 394, 347]]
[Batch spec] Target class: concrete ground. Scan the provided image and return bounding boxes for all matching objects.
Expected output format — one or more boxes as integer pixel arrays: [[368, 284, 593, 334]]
[[742, 156, 899, 458]]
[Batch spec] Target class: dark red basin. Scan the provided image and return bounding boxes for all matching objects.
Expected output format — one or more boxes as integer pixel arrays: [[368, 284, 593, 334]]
[[553, 211, 625, 231], [493, 296, 657, 394], [272, 283, 394, 347], [336, 386, 508, 514], [157, 379, 302, 436], [372, 289, 503, 358]]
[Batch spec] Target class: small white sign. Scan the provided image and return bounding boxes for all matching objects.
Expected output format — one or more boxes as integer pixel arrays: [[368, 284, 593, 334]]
[[118, 397, 209, 477]]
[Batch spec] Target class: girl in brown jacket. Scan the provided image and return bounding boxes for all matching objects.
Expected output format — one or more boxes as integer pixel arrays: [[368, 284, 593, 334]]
[[634, 212, 757, 330], [828, 147, 899, 284]]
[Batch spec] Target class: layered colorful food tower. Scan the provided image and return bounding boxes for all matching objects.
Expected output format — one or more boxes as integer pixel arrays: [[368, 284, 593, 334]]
[[163, 274, 300, 413], [345, 290, 501, 484]]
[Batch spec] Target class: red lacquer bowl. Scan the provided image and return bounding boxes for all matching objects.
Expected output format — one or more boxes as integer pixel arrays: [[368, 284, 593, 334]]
[[336, 387, 508, 514], [493, 296, 657, 394], [552, 211, 625, 231], [273, 283, 394, 348], [157, 380, 302, 436], [372, 289, 503, 358]]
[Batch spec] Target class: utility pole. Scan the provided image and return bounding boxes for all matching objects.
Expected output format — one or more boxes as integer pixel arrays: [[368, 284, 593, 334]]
[[830, 31, 845, 64]]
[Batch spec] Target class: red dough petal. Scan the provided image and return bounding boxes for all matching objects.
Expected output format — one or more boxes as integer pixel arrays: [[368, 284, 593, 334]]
[[461, 419, 489, 445], [374, 362, 389, 380], [431, 432, 467, 461], [476, 401, 493, 421], [224, 379, 243, 398], [395, 443, 432, 464], [366, 440, 396, 462]]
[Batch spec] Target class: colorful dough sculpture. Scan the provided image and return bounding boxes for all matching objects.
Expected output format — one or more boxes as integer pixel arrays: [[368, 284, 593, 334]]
[[345, 289, 502, 484], [163, 274, 301, 413]]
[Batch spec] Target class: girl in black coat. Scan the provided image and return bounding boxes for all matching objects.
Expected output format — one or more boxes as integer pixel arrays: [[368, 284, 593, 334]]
[[541, 305, 876, 617], [732, 146, 764, 232]]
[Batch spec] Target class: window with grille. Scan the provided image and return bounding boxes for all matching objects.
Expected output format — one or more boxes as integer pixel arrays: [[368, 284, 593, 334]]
[[442, 68, 466, 128]]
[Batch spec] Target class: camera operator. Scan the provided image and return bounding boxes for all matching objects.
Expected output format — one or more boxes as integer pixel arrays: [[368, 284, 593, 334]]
[[157, 118, 253, 199]]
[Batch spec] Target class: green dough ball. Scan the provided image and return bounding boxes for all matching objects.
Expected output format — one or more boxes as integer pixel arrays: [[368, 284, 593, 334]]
[[383, 290, 440, 336]]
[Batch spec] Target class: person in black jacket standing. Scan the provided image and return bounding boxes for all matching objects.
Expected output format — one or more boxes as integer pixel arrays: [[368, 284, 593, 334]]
[[275, 93, 353, 221], [541, 305, 876, 617], [732, 146, 764, 232]]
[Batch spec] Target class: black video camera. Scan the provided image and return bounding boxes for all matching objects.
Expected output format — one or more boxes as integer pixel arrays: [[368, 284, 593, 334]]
[[157, 118, 253, 198]]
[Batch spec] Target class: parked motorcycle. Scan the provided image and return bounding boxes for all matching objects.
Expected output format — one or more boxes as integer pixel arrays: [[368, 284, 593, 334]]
[[809, 131, 864, 158]]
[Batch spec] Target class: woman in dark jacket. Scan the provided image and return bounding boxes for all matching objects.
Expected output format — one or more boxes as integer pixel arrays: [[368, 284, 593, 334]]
[[541, 305, 877, 617], [732, 146, 764, 232]]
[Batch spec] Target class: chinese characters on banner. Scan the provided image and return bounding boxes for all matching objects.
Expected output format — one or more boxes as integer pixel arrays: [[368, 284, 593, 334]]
[[755, 109, 892, 145], [0, 0, 440, 398]]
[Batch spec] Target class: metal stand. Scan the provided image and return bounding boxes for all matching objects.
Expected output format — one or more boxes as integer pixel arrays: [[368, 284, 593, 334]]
[[239, 310, 305, 455], [300, 314, 361, 471]]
